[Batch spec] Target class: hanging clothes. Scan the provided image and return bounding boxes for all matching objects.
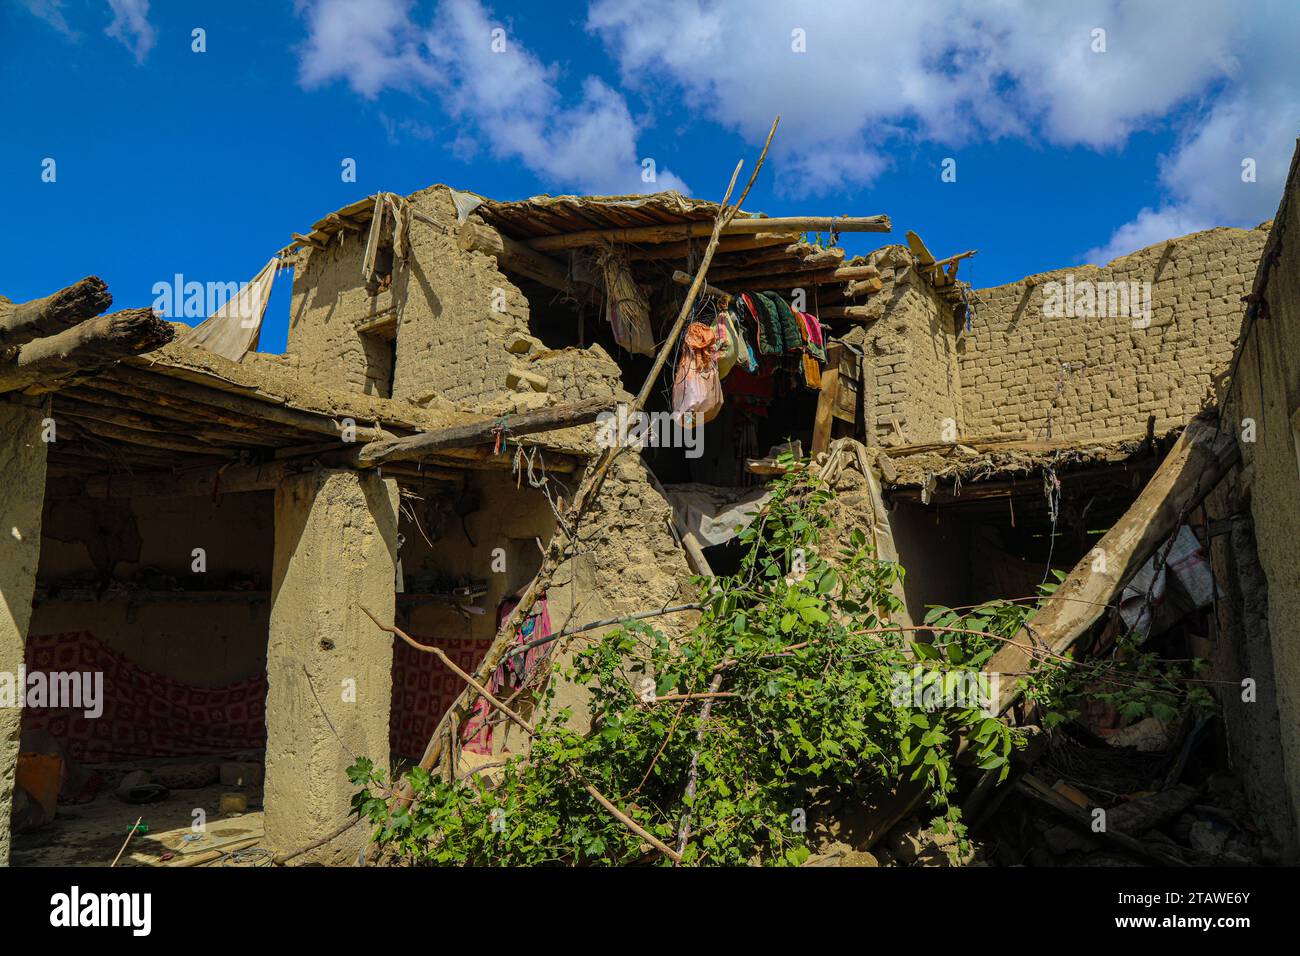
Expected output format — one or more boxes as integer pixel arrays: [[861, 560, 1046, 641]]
[[725, 309, 758, 373], [463, 597, 553, 755], [762, 291, 804, 354], [714, 313, 738, 378], [739, 291, 782, 355], [672, 321, 723, 424], [797, 311, 827, 363]]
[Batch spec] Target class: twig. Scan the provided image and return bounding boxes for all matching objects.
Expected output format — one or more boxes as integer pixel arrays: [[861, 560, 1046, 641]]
[[110, 816, 143, 868], [503, 602, 701, 660], [360, 607, 683, 864], [272, 816, 362, 866]]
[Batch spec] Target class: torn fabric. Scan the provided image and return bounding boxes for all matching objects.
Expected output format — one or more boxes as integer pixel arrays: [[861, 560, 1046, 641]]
[[176, 257, 279, 362]]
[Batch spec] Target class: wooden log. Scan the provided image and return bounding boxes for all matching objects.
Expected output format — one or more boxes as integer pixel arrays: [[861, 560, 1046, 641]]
[[457, 220, 599, 303], [525, 214, 891, 252], [59, 410, 234, 456], [0, 308, 174, 395], [61, 384, 309, 441], [106, 365, 387, 444], [352, 396, 610, 466], [985, 415, 1239, 714], [816, 306, 875, 322], [707, 252, 848, 283], [1016, 775, 1188, 866], [861, 415, 1240, 849], [0, 276, 113, 348], [624, 232, 802, 261]]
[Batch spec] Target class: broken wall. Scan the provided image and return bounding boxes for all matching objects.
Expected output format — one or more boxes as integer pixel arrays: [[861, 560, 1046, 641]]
[[1216, 150, 1300, 854], [961, 225, 1267, 440], [31, 491, 273, 686], [839, 246, 964, 446]]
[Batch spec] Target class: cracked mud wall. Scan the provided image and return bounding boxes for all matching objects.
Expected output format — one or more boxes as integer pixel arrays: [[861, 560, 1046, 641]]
[[1217, 157, 1300, 850], [962, 224, 1267, 440], [0, 396, 48, 867], [838, 246, 964, 446]]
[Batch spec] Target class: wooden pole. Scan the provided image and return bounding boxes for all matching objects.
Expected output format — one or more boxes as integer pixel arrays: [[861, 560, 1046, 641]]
[[525, 213, 891, 252], [110, 817, 143, 867], [0, 308, 174, 395], [0, 276, 113, 348], [352, 397, 611, 466]]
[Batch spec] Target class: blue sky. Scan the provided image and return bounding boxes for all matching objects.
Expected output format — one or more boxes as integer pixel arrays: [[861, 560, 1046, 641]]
[[3, 0, 1296, 354]]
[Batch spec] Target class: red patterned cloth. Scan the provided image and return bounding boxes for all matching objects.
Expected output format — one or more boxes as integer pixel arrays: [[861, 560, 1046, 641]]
[[24, 631, 502, 762], [389, 635, 486, 758], [22, 632, 267, 761]]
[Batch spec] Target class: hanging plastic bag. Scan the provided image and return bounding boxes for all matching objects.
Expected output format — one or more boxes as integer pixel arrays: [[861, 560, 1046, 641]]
[[672, 321, 723, 425], [714, 314, 738, 378]]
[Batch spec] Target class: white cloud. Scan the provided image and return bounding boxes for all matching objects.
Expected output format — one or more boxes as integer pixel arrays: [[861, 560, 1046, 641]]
[[104, 0, 155, 64], [293, 0, 688, 195], [296, 0, 438, 97], [20, 0, 76, 37], [586, 0, 1299, 256], [1081, 206, 1215, 266]]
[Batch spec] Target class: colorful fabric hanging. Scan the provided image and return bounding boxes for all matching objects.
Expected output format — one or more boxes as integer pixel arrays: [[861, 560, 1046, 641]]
[[747, 292, 785, 354], [761, 291, 804, 354], [672, 321, 723, 424], [797, 311, 827, 362], [725, 309, 758, 373]]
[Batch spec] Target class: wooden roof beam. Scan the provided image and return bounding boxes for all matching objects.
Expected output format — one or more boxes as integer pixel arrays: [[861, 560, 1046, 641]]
[[524, 215, 891, 252]]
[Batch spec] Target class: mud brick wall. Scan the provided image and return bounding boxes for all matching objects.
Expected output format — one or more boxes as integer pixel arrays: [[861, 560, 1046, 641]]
[[287, 186, 533, 404], [959, 225, 1268, 440], [839, 246, 964, 446], [1217, 156, 1300, 856]]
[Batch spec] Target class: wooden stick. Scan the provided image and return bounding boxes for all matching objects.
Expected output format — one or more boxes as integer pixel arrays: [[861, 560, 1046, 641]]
[[272, 817, 361, 866], [110, 816, 143, 868], [359, 608, 683, 863], [1, 308, 174, 395], [353, 397, 610, 466], [526, 213, 891, 252], [502, 603, 702, 660], [0, 276, 113, 347]]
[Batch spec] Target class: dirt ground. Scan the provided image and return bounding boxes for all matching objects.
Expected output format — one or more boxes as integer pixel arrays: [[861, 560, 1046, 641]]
[[11, 761, 265, 867]]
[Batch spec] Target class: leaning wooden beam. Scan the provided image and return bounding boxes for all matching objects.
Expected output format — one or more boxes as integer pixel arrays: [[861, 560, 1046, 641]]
[[352, 397, 610, 467], [862, 413, 1240, 850], [0, 308, 174, 395], [0, 276, 113, 348], [525, 214, 891, 252], [985, 414, 1239, 715]]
